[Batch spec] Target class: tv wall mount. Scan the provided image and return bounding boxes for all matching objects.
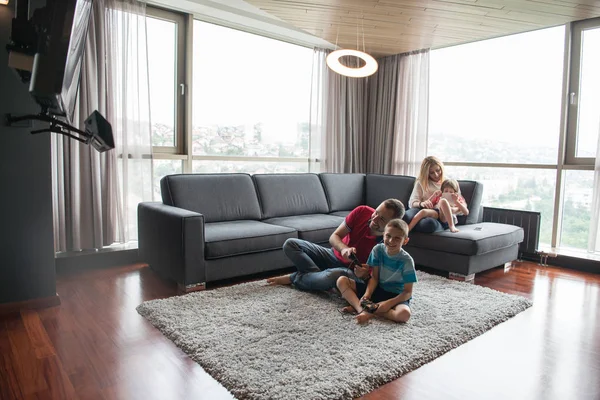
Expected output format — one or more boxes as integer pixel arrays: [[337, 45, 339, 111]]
[[5, 108, 115, 153]]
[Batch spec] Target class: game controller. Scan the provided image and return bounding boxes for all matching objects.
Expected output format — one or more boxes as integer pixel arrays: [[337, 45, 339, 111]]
[[360, 299, 379, 313], [348, 253, 360, 268]]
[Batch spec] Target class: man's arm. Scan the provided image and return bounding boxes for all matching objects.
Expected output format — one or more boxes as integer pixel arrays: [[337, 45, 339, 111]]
[[329, 221, 353, 259], [330, 220, 371, 280]]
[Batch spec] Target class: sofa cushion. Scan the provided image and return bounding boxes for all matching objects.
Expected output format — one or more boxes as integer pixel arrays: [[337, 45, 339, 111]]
[[406, 223, 524, 256], [204, 220, 297, 259], [263, 214, 345, 244], [253, 174, 329, 219], [319, 173, 365, 212], [330, 211, 351, 218], [161, 174, 261, 223], [366, 174, 415, 211], [457, 180, 483, 225]]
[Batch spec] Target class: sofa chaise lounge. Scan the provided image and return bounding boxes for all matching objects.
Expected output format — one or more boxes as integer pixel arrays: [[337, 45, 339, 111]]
[[138, 173, 524, 292]]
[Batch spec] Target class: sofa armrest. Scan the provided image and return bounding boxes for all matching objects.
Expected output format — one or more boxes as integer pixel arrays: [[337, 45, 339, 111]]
[[138, 202, 206, 291]]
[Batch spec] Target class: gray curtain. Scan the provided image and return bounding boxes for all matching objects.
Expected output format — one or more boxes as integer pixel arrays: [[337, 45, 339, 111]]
[[366, 54, 401, 174], [321, 52, 368, 173]]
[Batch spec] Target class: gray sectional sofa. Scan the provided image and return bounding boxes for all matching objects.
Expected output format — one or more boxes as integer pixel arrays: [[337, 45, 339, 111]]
[[138, 173, 524, 292]]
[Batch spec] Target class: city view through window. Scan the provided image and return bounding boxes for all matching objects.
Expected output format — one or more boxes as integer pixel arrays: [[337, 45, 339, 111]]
[[429, 26, 594, 251], [190, 21, 312, 174], [148, 18, 314, 199]]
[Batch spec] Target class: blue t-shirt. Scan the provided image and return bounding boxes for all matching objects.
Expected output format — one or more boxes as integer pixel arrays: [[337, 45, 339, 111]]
[[367, 244, 417, 294]]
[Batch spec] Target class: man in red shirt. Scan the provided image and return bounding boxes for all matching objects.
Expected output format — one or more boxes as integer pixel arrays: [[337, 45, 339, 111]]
[[267, 199, 405, 291]]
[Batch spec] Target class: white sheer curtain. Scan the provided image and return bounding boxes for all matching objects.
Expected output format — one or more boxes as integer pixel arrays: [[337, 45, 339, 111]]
[[391, 50, 430, 177], [53, 0, 152, 252], [365, 50, 430, 175], [589, 125, 600, 253], [308, 48, 328, 173]]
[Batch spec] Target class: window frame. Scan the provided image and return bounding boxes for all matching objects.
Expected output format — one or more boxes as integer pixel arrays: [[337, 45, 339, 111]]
[[565, 17, 600, 166], [147, 7, 186, 155], [147, 8, 316, 176]]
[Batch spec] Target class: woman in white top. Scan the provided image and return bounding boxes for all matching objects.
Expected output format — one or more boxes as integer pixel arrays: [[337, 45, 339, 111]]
[[404, 156, 446, 233]]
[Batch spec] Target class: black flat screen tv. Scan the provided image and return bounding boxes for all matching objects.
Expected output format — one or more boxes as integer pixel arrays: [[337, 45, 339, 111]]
[[30, 0, 93, 124], [9, 0, 93, 124]]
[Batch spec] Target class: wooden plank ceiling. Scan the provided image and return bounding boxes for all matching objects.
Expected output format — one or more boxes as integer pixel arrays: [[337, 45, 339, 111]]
[[244, 0, 600, 57]]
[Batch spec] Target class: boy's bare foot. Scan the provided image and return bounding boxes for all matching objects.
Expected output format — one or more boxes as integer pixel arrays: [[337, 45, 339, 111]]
[[339, 305, 357, 314], [266, 274, 292, 285], [450, 226, 459, 233], [355, 312, 373, 324]]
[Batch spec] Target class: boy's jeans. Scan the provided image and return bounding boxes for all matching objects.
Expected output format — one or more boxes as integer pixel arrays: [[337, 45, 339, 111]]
[[283, 238, 358, 291]]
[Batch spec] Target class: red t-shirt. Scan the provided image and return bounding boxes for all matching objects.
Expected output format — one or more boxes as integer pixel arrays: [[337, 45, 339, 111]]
[[333, 205, 381, 265]]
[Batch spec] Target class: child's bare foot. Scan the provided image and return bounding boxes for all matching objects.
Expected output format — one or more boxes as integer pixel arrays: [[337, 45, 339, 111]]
[[266, 274, 292, 285], [339, 305, 357, 314], [355, 312, 373, 324], [450, 226, 459, 233]]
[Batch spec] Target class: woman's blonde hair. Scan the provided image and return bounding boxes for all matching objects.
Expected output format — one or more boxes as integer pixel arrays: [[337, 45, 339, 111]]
[[417, 156, 445, 190]]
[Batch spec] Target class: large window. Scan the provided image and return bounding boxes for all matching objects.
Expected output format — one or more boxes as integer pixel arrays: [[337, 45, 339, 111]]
[[191, 21, 313, 170], [430, 21, 600, 254], [429, 26, 565, 165], [430, 26, 565, 248], [146, 9, 315, 197]]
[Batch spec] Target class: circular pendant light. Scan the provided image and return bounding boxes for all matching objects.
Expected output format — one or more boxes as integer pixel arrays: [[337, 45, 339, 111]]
[[326, 49, 378, 78]]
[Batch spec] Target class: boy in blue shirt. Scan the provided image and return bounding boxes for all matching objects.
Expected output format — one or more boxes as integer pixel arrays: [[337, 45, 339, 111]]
[[336, 219, 417, 324]]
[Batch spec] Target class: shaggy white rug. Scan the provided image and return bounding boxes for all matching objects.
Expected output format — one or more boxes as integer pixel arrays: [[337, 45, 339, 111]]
[[137, 271, 532, 400]]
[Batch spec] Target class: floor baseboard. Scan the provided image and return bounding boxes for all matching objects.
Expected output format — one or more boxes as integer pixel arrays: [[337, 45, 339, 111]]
[[0, 294, 61, 316], [55, 248, 140, 272]]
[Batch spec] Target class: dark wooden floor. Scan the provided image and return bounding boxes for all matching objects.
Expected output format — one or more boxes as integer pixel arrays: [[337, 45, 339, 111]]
[[1, 261, 599, 400]]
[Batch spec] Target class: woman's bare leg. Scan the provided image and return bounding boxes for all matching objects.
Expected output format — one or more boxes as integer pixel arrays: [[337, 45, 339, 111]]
[[408, 209, 438, 231]]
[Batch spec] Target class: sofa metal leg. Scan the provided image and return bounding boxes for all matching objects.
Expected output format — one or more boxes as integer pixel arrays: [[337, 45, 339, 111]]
[[448, 272, 475, 283], [504, 261, 514, 272], [178, 282, 206, 293]]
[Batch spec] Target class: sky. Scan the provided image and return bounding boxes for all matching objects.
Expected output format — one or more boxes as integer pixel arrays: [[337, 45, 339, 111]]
[[429, 25, 600, 157], [146, 18, 313, 145]]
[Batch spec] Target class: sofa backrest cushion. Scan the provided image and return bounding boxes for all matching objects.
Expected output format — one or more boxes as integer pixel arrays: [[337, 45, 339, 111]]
[[457, 180, 483, 225], [160, 174, 261, 222], [365, 174, 415, 211], [253, 174, 329, 219], [319, 173, 365, 212]]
